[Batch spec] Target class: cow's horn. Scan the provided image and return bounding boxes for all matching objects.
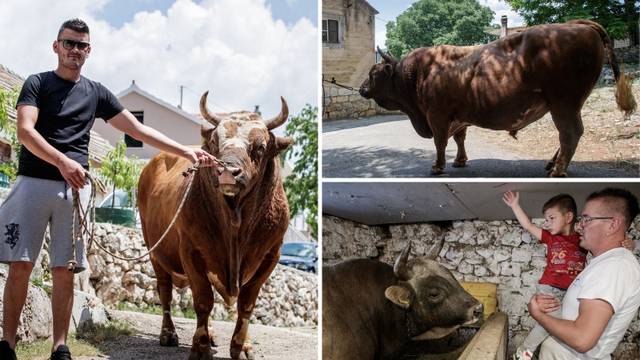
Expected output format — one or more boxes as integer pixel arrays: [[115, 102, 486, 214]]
[[200, 91, 223, 126], [263, 97, 289, 130], [393, 242, 412, 280], [377, 46, 397, 64]]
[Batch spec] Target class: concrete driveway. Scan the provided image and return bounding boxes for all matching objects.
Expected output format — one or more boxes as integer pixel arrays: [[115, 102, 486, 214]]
[[322, 115, 639, 178]]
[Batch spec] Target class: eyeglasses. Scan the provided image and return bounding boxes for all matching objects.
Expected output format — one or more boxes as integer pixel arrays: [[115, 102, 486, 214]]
[[576, 215, 614, 225], [58, 39, 90, 51]]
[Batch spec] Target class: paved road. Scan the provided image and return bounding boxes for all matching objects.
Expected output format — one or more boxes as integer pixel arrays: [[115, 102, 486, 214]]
[[72, 310, 317, 360], [322, 115, 639, 178]]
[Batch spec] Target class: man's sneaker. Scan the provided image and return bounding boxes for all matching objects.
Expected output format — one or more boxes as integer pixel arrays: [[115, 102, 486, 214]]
[[513, 348, 534, 360], [50, 344, 73, 360], [0, 340, 17, 360]]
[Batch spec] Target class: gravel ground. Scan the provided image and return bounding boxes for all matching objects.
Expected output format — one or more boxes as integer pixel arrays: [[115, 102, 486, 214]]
[[71, 310, 317, 360], [470, 82, 640, 169]]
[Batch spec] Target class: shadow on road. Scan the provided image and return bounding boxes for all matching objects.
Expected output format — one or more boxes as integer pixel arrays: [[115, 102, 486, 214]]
[[323, 146, 639, 178], [96, 332, 230, 360], [322, 114, 407, 133]]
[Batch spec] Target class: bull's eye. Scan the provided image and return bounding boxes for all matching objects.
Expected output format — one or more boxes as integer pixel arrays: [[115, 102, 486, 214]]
[[426, 288, 442, 300], [253, 143, 267, 157]]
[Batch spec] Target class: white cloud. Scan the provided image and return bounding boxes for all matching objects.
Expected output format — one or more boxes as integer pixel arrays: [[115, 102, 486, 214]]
[[0, 0, 317, 118], [481, 0, 525, 27]]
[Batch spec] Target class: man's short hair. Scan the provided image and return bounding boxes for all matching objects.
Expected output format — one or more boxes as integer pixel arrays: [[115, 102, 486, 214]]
[[543, 193, 577, 220], [58, 18, 90, 38], [587, 188, 640, 229]]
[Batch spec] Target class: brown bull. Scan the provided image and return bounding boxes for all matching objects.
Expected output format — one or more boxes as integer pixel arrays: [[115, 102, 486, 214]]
[[360, 20, 636, 176], [138, 92, 292, 360]]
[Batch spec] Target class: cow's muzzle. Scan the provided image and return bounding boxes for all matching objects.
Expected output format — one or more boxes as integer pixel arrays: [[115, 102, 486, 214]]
[[216, 165, 243, 197], [359, 86, 370, 98]]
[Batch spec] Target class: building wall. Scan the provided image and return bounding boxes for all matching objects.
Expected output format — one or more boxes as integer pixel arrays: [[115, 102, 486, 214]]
[[323, 0, 377, 88], [323, 215, 640, 359], [92, 92, 202, 159]]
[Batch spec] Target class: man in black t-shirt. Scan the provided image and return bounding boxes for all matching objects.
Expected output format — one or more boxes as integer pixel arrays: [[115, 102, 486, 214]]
[[0, 19, 216, 360]]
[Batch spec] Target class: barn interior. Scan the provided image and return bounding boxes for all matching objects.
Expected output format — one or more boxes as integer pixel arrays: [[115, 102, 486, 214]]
[[322, 182, 640, 359]]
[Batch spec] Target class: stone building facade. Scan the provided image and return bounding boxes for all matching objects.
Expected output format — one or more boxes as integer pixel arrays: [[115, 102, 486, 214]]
[[323, 215, 640, 359], [322, 0, 395, 120]]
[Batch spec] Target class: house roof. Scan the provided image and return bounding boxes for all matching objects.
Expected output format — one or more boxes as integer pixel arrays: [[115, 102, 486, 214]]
[[360, 0, 379, 15], [117, 81, 202, 126], [0, 64, 113, 164]]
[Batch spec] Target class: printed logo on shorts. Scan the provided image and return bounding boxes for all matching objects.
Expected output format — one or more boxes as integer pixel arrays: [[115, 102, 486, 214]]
[[4, 223, 19, 249]]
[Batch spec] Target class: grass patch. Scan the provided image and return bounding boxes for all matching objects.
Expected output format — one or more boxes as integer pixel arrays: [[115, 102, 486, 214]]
[[29, 277, 52, 297], [16, 336, 99, 359], [77, 319, 135, 343], [116, 302, 196, 319], [16, 320, 135, 359]]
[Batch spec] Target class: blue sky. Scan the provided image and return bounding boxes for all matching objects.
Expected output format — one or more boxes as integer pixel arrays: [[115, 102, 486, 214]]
[[96, 0, 317, 27], [366, 0, 525, 48], [0, 0, 317, 117]]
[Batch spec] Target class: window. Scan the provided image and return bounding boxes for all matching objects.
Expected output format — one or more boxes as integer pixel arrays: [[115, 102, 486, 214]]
[[322, 19, 339, 44], [125, 111, 143, 148]]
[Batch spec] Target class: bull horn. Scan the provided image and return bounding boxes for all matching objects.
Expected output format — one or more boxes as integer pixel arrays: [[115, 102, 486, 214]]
[[200, 91, 224, 126], [377, 46, 397, 65], [263, 96, 289, 130], [393, 242, 412, 280]]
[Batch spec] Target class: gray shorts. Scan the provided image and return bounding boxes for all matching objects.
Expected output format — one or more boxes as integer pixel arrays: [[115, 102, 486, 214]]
[[0, 175, 90, 273]]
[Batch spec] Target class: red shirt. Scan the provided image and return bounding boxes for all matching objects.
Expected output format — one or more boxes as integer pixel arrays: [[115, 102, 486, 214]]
[[539, 229, 587, 289]]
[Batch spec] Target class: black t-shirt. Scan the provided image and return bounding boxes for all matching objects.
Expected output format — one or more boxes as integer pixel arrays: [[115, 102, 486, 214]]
[[15, 71, 124, 181]]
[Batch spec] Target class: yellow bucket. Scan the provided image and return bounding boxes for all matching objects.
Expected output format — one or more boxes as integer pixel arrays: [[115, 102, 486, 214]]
[[461, 282, 498, 319]]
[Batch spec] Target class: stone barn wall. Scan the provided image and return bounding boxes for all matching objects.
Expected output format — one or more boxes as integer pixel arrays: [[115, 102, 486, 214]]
[[323, 215, 640, 359]]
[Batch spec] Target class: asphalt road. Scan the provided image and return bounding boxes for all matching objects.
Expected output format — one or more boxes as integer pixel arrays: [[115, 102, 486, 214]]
[[322, 115, 639, 178]]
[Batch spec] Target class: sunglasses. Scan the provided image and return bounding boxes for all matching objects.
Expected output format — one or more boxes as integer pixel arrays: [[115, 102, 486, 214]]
[[58, 39, 90, 51]]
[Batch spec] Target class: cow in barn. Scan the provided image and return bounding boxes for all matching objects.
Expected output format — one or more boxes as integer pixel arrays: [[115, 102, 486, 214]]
[[360, 20, 636, 177], [138, 91, 293, 360], [323, 243, 483, 360]]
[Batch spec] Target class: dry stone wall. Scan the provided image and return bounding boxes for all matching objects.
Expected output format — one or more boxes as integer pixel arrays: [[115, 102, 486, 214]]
[[322, 84, 402, 120], [323, 215, 640, 359], [88, 223, 317, 327]]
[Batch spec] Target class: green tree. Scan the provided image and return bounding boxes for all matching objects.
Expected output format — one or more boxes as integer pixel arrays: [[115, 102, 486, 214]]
[[0, 87, 19, 181], [506, 0, 639, 45], [283, 105, 318, 239], [386, 0, 495, 57], [98, 140, 142, 208]]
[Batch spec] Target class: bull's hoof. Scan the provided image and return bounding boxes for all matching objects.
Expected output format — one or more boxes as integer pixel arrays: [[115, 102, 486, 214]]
[[188, 349, 213, 360], [430, 166, 445, 175], [549, 171, 568, 177], [452, 159, 467, 168], [159, 328, 179, 347], [231, 343, 255, 360], [545, 161, 554, 171], [210, 333, 218, 347]]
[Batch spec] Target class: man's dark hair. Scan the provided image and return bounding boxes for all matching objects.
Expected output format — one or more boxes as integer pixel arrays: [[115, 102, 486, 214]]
[[587, 188, 640, 229], [58, 18, 90, 38], [543, 194, 577, 221]]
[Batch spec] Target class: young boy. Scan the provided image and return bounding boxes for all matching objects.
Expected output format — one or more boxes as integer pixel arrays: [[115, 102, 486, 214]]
[[503, 191, 586, 360]]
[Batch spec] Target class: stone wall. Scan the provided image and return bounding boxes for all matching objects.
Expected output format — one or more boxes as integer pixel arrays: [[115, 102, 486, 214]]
[[322, 83, 401, 120], [323, 215, 640, 359], [87, 223, 317, 327]]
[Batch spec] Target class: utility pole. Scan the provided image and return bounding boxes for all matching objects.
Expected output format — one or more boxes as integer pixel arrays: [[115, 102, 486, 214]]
[[178, 85, 184, 109]]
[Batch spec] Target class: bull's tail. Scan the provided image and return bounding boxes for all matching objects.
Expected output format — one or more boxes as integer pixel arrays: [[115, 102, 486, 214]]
[[570, 19, 636, 117]]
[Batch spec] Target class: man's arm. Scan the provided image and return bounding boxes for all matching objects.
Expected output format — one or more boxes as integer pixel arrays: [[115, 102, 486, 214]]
[[16, 105, 87, 189], [502, 191, 543, 240], [529, 295, 613, 353], [106, 110, 216, 165]]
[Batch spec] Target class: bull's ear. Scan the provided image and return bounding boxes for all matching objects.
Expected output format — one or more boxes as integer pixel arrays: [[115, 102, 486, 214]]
[[275, 136, 293, 153], [385, 285, 412, 309], [201, 124, 215, 140], [384, 63, 394, 77]]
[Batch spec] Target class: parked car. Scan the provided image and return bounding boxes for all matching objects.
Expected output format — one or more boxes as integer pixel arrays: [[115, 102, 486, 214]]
[[278, 242, 317, 273], [96, 190, 140, 228]]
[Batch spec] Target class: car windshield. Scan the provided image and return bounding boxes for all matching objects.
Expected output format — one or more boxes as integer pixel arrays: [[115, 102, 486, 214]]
[[281, 243, 315, 257]]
